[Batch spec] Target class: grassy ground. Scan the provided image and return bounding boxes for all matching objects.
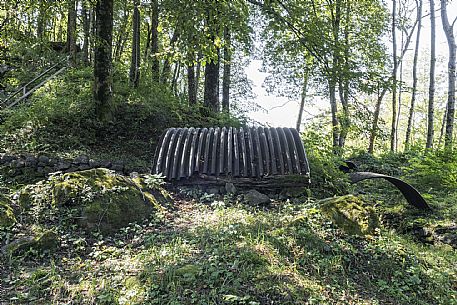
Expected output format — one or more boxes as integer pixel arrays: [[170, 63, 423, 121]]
[[1, 186, 456, 305]]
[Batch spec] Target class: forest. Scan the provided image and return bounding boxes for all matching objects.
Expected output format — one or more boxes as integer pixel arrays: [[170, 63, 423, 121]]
[[0, 0, 456, 304]]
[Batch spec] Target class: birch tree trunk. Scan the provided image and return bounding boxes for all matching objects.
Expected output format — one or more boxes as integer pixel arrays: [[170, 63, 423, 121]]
[[440, 0, 456, 150]]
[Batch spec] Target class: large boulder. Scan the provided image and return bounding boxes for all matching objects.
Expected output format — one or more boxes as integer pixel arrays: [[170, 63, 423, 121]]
[[319, 195, 379, 236], [16, 168, 170, 234]]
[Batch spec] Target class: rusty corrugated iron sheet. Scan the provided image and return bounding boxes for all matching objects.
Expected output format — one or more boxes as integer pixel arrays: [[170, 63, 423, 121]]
[[152, 127, 310, 180]]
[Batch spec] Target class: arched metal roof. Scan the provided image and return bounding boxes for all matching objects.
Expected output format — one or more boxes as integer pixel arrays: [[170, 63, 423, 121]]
[[152, 127, 310, 180]]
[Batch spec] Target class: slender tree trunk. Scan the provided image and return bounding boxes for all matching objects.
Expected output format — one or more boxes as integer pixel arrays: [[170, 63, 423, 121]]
[[368, 87, 383, 154], [329, 80, 340, 149], [395, 28, 404, 151], [93, 0, 114, 122], [82, 1, 90, 65], [187, 51, 197, 105], [440, 0, 456, 150], [368, 15, 418, 154], [90, 7, 96, 63], [426, 0, 436, 149], [439, 105, 448, 147], [114, 8, 129, 62], [204, 47, 220, 112], [390, 0, 398, 152], [405, 0, 422, 150], [66, 0, 77, 66], [296, 71, 309, 132], [161, 30, 179, 85], [171, 62, 180, 94], [151, 0, 160, 83], [37, 1, 45, 40], [222, 27, 231, 113], [144, 22, 151, 60], [196, 52, 202, 98], [338, 1, 351, 148], [129, 0, 141, 87]]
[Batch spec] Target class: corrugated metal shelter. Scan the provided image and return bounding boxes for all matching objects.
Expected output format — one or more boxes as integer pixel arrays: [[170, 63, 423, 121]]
[[152, 127, 310, 181]]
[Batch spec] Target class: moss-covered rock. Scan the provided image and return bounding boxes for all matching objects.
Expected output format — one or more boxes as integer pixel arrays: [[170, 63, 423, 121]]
[[16, 168, 171, 234], [0, 199, 16, 227], [319, 195, 379, 236], [4, 230, 59, 256]]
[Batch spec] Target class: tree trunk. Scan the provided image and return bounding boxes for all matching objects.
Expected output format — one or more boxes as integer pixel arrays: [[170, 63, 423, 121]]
[[222, 27, 231, 113], [204, 48, 220, 113], [338, 1, 351, 148], [187, 52, 197, 105], [151, 0, 160, 83], [171, 62, 180, 94], [395, 28, 404, 151], [66, 0, 77, 66], [426, 0, 436, 149], [405, 0, 422, 151], [113, 7, 129, 62], [37, 1, 45, 40], [196, 52, 202, 98], [329, 79, 340, 149], [296, 71, 309, 132], [368, 87, 382, 154], [161, 30, 179, 85], [82, 1, 90, 65], [440, 0, 456, 150], [439, 105, 448, 148], [93, 0, 114, 122], [390, 0, 398, 152], [90, 7, 96, 63], [129, 0, 141, 87]]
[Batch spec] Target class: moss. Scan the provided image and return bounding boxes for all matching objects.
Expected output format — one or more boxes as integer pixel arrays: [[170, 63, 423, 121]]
[[17, 168, 170, 234], [319, 195, 379, 236], [6, 230, 59, 256], [0, 200, 16, 227], [80, 188, 156, 234]]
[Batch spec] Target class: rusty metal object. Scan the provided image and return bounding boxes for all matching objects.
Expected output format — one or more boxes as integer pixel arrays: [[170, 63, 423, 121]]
[[348, 172, 430, 210], [152, 127, 310, 181]]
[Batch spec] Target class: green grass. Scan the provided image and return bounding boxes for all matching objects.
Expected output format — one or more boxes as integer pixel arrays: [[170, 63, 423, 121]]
[[1, 190, 456, 305]]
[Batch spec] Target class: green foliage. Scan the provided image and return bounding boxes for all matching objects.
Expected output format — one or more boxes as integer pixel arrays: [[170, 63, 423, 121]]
[[403, 150, 457, 191], [0, 64, 242, 168], [302, 129, 352, 198]]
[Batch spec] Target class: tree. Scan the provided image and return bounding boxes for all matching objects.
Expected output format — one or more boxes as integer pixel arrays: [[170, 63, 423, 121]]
[[93, 0, 114, 122], [426, 0, 436, 149], [222, 26, 231, 113], [440, 0, 456, 150], [129, 0, 141, 87], [150, 0, 160, 83], [81, 0, 91, 65], [405, 0, 422, 150], [66, 0, 77, 66]]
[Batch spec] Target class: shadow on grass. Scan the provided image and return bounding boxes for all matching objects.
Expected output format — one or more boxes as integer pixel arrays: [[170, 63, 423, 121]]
[[131, 204, 456, 305]]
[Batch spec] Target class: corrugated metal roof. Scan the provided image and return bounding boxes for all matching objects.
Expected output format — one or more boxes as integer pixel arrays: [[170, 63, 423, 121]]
[[152, 127, 310, 180]]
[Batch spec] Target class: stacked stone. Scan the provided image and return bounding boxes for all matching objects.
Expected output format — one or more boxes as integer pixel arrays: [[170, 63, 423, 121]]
[[0, 153, 146, 178]]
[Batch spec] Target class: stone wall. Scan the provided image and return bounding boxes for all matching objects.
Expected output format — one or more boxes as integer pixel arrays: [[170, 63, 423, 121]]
[[0, 153, 149, 179]]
